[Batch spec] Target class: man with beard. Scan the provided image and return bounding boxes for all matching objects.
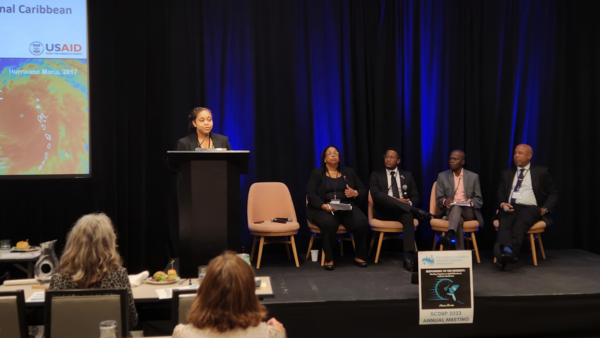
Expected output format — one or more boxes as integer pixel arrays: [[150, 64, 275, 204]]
[[369, 147, 431, 271]]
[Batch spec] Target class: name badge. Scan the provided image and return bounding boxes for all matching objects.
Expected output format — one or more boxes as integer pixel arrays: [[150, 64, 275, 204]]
[[512, 192, 522, 200], [330, 200, 341, 204]]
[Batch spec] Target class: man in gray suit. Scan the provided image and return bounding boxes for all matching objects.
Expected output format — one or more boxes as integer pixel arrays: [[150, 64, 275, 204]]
[[435, 150, 484, 249]]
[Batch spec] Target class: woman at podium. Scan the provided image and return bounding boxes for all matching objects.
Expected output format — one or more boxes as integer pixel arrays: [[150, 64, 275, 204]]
[[306, 146, 369, 271], [177, 107, 232, 150]]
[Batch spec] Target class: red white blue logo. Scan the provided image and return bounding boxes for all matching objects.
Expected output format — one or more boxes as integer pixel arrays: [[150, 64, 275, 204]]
[[29, 41, 44, 55]]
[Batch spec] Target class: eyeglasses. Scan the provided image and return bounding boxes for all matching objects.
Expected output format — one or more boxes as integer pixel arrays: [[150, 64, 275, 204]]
[[326, 152, 339, 156], [383, 155, 398, 159]]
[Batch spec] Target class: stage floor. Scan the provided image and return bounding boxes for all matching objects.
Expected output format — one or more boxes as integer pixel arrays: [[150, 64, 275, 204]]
[[254, 249, 600, 337], [256, 249, 600, 304]]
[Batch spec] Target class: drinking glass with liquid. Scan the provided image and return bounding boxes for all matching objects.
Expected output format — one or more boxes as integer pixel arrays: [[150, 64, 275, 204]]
[[198, 265, 208, 280], [99, 320, 118, 338]]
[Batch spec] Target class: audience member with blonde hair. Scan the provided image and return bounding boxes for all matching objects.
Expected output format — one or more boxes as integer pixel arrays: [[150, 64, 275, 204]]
[[172, 251, 285, 338], [49, 213, 138, 329]]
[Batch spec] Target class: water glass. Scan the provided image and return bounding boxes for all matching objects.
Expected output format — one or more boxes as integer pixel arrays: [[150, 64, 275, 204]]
[[0, 239, 10, 251], [198, 265, 208, 280], [99, 320, 118, 338], [237, 253, 251, 265]]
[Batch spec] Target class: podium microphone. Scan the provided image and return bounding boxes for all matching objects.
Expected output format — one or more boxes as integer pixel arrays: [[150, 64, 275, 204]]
[[199, 133, 209, 147]]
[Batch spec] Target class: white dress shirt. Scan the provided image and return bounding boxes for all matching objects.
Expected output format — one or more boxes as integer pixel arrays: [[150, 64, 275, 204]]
[[509, 163, 537, 206], [386, 167, 411, 205]]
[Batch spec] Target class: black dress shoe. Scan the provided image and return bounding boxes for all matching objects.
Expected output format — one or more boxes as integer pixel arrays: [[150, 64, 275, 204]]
[[411, 207, 432, 220], [501, 252, 518, 264], [324, 264, 334, 271], [403, 257, 413, 271], [355, 260, 368, 268], [438, 236, 451, 248]]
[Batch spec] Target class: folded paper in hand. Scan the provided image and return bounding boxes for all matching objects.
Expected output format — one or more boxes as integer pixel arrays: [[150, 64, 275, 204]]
[[450, 199, 472, 207]]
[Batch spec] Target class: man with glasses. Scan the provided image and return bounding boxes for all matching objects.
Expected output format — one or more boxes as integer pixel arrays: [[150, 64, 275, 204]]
[[434, 150, 484, 250], [369, 147, 431, 271]]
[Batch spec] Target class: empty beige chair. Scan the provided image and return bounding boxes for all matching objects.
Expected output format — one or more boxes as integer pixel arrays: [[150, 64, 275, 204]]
[[430, 182, 481, 263], [367, 191, 419, 263], [493, 216, 547, 266], [171, 289, 198, 329], [44, 289, 128, 338], [248, 182, 300, 269], [0, 290, 28, 338]]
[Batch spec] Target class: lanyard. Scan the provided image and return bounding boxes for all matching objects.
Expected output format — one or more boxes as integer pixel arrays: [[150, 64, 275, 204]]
[[514, 169, 530, 192], [453, 176, 462, 196], [327, 171, 339, 200]]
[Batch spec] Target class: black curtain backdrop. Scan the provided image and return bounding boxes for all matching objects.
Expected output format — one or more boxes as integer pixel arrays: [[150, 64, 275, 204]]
[[0, 0, 599, 275]]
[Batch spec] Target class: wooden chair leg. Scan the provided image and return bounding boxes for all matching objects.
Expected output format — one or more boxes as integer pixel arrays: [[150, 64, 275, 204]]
[[321, 249, 325, 266], [375, 232, 385, 263], [256, 237, 265, 269], [414, 241, 418, 252], [432, 232, 438, 251], [471, 232, 481, 263], [306, 233, 315, 259], [465, 236, 471, 249], [250, 237, 258, 262], [340, 239, 344, 257], [369, 233, 376, 256], [351, 234, 356, 250], [290, 236, 299, 267], [530, 233, 538, 266], [537, 234, 546, 260], [439, 232, 446, 251], [494, 257, 497, 263]]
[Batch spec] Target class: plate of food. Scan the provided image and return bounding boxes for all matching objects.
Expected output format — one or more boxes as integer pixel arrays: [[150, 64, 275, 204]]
[[11, 240, 40, 252], [145, 262, 180, 284]]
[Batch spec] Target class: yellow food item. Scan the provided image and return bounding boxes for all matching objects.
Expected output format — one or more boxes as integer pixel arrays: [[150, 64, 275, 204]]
[[167, 269, 178, 281], [16, 240, 30, 249]]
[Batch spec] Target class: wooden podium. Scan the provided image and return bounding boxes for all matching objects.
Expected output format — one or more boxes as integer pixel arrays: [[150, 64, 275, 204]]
[[167, 150, 250, 277]]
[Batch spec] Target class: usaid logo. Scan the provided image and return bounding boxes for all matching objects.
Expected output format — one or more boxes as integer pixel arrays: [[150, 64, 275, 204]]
[[29, 41, 44, 56]]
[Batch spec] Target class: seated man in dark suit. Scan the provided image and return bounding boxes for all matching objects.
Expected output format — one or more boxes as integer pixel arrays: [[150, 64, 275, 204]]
[[369, 147, 431, 271], [494, 144, 557, 270], [435, 150, 484, 249]]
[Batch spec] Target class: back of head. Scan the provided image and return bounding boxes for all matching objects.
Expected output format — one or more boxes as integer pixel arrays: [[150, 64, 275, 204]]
[[59, 213, 122, 288], [187, 251, 266, 332]]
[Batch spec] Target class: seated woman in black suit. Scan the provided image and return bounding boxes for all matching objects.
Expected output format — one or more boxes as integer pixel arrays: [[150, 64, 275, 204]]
[[177, 107, 232, 150], [307, 146, 369, 270]]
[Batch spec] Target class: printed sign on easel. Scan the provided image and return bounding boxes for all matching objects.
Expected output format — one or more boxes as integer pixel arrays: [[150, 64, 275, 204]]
[[418, 250, 474, 324]]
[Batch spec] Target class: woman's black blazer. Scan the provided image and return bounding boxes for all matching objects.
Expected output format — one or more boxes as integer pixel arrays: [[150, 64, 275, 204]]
[[306, 166, 367, 222], [176, 133, 232, 150]]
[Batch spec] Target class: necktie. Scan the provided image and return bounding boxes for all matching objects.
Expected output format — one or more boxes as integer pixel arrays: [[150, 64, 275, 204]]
[[510, 169, 525, 205], [390, 171, 400, 198]]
